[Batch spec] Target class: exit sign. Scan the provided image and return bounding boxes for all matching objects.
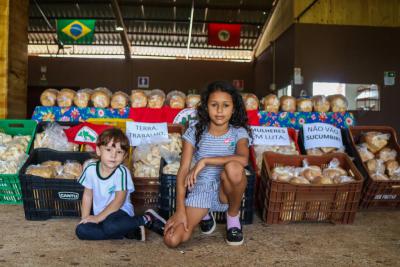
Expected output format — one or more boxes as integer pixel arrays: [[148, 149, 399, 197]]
[[384, 71, 395, 86]]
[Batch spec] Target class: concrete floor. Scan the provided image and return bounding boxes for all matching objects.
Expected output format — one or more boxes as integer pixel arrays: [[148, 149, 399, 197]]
[[0, 205, 399, 267]]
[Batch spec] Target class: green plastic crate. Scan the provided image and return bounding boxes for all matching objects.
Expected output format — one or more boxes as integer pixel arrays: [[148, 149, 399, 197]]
[[0, 119, 37, 204]]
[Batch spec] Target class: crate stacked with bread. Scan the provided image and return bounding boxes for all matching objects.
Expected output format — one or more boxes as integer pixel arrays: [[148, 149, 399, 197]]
[[40, 88, 201, 109], [349, 126, 400, 209]]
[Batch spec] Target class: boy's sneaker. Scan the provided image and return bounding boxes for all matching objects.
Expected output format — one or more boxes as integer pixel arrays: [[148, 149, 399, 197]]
[[200, 212, 216, 235], [144, 209, 166, 236], [125, 225, 146, 241], [225, 227, 244, 246]]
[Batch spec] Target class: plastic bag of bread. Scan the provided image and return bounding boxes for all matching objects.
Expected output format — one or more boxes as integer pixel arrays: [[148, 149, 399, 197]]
[[366, 159, 385, 174], [133, 163, 159, 178], [130, 89, 148, 108], [91, 87, 112, 108], [371, 172, 389, 181], [0, 133, 12, 145], [111, 91, 129, 109], [312, 95, 330, 112], [290, 176, 310, 185], [311, 176, 333, 185], [186, 94, 201, 108], [132, 144, 161, 177], [391, 168, 400, 180], [322, 158, 348, 179], [26, 165, 55, 178], [364, 131, 390, 153], [386, 160, 399, 177], [333, 175, 356, 184], [61, 161, 83, 178], [147, 89, 165, 109], [34, 122, 79, 151], [300, 159, 322, 182], [159, 133, 182, 164], [40, 89, 59, 107], [306, 146, 344, 155], [0, 160, 19, 174], [57, 88, 76, 107], [166, 91, 186, 109], [271, 166, 295, 182], [356, 143, 375, 162], [254, 143, 298, 171], [297, 98, 313, 112], [74, 88, 93, 108], [163, 161, 180, 175], [242, 93, 259, 111], [327, 94, 348, 112], [280, 96, 296, 112], [378, 148, 397, 162], [262, 94, 280, 113]]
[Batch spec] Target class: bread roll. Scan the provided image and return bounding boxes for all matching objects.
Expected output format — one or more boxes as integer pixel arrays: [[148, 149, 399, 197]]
[[131, 90, 148, 108], [322, 167, 347, 179], [40, 89, 59, 106], [312, 176, 333, 185], [280, 96, 296, 112], [26, 165, 54, 178], [327, 94, 348, 112], [290, 176, 310, 184], [386, 160, 399, 177], [63, 161, 83, 178], [91, 88, 111, 108], [147, 89, 165, 108], [301, 166, 322, 181], [167, 91, 186, 109], [57, 88, 76, 107], [186, 94, 201, 108], [74, 89, 92, 108], [312, 95, 330, 112], [364, 132, 389, 153], [41, 160, 62, 168], [378, 148, 397, 162], [111, 91, 129, 109], [366, 159, 385, 174], [356, 144, 375, 162], [297, 98, 313, 112], [243, 93, 259, 111], [263, 94, 280, 113]]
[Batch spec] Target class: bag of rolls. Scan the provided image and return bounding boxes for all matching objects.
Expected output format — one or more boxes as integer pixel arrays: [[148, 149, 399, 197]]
[[327, 94, 348, 112], [186, 94, 201, 108], [242, 93, 259, 111], [40, 89, 59, 106], [131, 89, 148, 108], [57, 88, 76, 107], [280, 96, 296, 112], [166, 90, 186, 109], [147, 89, 165, 108], [91, 87, 112, 108], [297, 98, 313, 112], [312, 95, 330, 112], [74, 88, 93, 108], [111, 91, 129, 109], [261, 94, 280, 113]]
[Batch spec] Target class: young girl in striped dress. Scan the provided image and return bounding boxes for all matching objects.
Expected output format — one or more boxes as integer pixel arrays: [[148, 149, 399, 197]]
[[164, 81, 252, 247]]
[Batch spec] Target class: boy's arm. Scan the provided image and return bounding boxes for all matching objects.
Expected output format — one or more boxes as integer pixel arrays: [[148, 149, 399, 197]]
[[81, 187, 93, 219], [88, 191, 126, 224]]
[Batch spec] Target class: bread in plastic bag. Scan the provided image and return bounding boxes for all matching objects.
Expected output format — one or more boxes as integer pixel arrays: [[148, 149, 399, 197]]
[[62, 161, 83, 178], [312, 95, 330, 112], [280, 96, 296, 112], [26, 165, 55, 178], [74, 88, 93, 108], [34, 122, 79, 151], [322, 158, 348, 179], [131, 89, 148, 108], [147, 89, 165, 109], [163, 162, 180, 175], [91, 87, 111, 108], [327, 94, 348, 112], [378, 147, 397, 162], [242, 93, 259, 111], [385, 160, 399, 177], [40, 89, 59, 106], [300, 159, 322, 182], [0, 133, 12, 145], [366, 159, 385, 174], [364, 131, 390, 153], [186, 94, 201, 108], [57, 88, 76, 107], [166, 91, 186, 109], [111, 91, 129, 109], [297, 98, 313, 112], [262, 94, 280, 113], [356, 143, 375, 162]]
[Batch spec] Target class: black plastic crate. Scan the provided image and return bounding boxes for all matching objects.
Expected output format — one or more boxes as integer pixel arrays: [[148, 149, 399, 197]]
[[19, 149, 93, 220], [158, 165, 256, 225]]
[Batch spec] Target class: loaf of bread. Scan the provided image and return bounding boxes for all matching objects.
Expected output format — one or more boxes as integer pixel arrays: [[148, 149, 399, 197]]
[[297, 98, 313, 112], [242, 93, 259, 111], [280, 96, 296, 112], [74, 89, 93, 108], [91, 87, 111, 108], [167, 91, 186, 109], [40, 89, 59, 106], [262, 94, 280, 113], [186, 94, 201, 108], [131, 90, 148, 108], [111, 91, 129, 109], [328, 94, 348, 112], [57, 89, 76, 107], [147, 89, 165, 108], [312, 95, 330, 112]]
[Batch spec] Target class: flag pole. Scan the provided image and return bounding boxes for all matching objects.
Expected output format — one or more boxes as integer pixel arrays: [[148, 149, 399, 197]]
[[186, 0, 194, 59]]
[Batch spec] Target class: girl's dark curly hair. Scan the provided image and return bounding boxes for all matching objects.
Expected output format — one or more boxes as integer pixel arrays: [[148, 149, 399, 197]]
[[195, 81, 253, 149]]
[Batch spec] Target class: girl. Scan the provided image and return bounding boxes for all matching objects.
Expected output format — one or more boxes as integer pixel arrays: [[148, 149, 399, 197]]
[[76, 128, 166, 241], [164, 81, 252, 247]]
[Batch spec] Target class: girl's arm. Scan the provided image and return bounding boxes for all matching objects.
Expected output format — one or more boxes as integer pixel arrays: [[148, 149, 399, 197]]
[[80, 187, 93, 220]]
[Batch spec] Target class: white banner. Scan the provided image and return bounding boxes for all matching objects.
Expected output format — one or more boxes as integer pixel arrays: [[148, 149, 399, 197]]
[[251, 126, 290, 146], [303, 123, 343, 149], [126, 122, 168, 146]]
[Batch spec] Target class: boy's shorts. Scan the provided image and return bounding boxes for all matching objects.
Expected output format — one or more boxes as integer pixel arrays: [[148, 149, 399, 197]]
[[185, 180, 228, 212]]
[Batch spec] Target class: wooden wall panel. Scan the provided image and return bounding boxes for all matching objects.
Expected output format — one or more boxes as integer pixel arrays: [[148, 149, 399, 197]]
[[0, 0, 9, 118]]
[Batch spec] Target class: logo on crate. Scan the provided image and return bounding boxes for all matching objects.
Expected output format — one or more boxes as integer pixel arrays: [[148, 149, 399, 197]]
[[374, 194, 397, 200], [58, 192, 80, 200], [75, 126, 98, 143]]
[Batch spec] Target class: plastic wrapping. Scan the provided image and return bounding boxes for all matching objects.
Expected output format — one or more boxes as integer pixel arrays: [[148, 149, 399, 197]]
[[312, 95, 330, 112], [366, 159, 385, 174], [271, 166, 295, 182], [242, 93, 259, 111], [391, 167, 400, 180], [34, 122, 79, 151], [61, 160, 83, 178], [91, 87, 112, 108], [130, 89, 148, 108], [378, 147, 397, 162], [166, 90, 186, 109], [262, 94, 280, 113], [0, 132, 13, 145], [40, 89, 59, 107], [74, 88, 93, 108], [364, 131, 390, 153], [385, 160, 399, 177], [111, 91, 129, 109], [280, 96, 296, 112], [159, 133, 182, 164], [26, 164, 55, 178], [163, 162, 180, 175], [147, 89, 165, 108], [57, 88, 76, 107], [254, 142, 298, 171], [132, 145, 161, 178], [322, 158, 348, 179], [327, 94, 348, 112], [186, 94, 201, 108], [356, 143, 375, 162], [296, 98, 313, 112], [300, 159, 322, 182]]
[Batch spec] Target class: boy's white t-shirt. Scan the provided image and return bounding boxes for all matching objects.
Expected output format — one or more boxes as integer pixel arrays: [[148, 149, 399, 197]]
[[78, 161, 135, 217]]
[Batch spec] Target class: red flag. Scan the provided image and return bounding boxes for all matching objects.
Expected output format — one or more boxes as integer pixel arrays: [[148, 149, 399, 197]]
[[64, 122, 113, 149], [208, 23, 241, 47]]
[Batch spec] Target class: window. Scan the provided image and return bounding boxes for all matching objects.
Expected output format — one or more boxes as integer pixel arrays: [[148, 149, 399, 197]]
[[277, 85, 292, 98]]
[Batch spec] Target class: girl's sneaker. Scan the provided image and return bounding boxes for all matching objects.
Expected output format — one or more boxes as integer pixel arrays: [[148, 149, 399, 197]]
[[144, 209, 166, 236], [125, 225, 146, 241], [225, 227, 244, 246], [200, 212, 216, 235]]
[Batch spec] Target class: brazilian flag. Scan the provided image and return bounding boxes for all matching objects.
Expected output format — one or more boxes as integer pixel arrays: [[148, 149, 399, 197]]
[[57, 19, 96, 44]]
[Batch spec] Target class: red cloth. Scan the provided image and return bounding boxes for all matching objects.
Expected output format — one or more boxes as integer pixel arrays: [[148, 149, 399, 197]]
[[208, 23, 241, 47], [128, 106, 183, 123], [64, 122, 113, 149], [247, 110, 260, 126]]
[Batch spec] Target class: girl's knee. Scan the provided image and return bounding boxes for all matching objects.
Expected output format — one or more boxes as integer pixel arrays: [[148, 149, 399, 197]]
[[163, 230, 192, 248], [224, 161, 245, 185]]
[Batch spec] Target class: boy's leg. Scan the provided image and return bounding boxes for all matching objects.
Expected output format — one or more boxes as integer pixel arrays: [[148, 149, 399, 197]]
[[164, 207, 208, 248], [76, 222, 108, 240], [102, 210, 145, 239]]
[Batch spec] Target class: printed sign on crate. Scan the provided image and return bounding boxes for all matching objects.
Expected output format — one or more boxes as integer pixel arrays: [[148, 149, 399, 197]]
[[126, 121, 168, 146], [303, 123, 343, 149], [251, 126, 290, 146]]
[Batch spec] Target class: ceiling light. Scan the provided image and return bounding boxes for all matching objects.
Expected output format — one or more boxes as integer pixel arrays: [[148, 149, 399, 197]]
[[115, 26, 124, 32], [263, 11, 267, 15]]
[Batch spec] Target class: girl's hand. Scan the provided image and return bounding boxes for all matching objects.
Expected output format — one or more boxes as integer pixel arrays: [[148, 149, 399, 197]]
[[79, 215, 99, 224], [164, 210, 188, 236], [185, 159, 206, 190]]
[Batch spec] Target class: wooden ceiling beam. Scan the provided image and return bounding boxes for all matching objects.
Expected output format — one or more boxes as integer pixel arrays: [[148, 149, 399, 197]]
[[110, 0, 131, 59]]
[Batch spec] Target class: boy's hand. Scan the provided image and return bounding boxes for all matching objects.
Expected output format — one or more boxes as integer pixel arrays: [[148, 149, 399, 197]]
[[79, 215, 100, 224], [185, 159, 206, 190]]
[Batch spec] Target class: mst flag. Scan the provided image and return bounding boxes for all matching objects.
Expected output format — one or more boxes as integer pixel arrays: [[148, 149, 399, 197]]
[[57, 19, 96, 44], [208, 23, 241, 47]]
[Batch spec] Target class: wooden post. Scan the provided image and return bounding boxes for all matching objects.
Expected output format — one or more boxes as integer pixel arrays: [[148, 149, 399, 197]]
[[0, 0, 9, 118]]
